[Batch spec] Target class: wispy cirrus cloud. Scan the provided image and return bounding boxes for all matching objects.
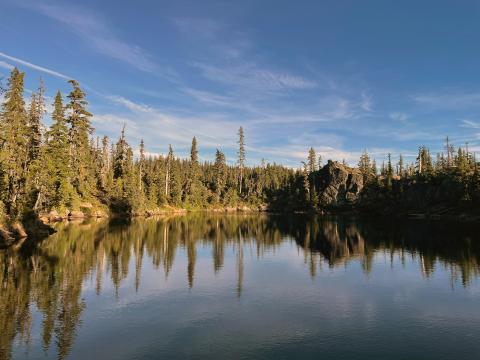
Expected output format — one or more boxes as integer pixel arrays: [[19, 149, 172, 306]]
[[101, 95, 240, 153], [173, 18, 317, 93], [106, 95, 157, 113], [360, 91, 373, 112], [0, 52, 71, 79], [173, 18, 224, 40], [412, 91, 480, 109], [461, 119, 480, 129], [27, 2, 157, 73], [193, 62, 317, 92], [0, 60, 15, 71], [389, 112, 409, 124], [100, 93, 388, 166], [172, 17, 252, 60]]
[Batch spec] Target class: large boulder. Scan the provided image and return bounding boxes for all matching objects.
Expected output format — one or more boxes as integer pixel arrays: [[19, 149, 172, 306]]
[[317, 160, 364, 207]]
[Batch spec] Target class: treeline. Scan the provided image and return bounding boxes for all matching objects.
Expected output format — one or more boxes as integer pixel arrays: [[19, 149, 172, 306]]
[[1, 67, 480, 221], [0, 68, 305, 220], [354, 140, 480, 214]]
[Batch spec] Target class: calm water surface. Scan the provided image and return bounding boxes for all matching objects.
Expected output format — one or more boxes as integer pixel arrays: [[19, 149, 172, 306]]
[[1, 214, 480, 359]]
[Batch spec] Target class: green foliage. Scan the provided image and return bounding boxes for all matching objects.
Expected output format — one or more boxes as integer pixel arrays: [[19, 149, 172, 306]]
[[66, 79, 94, 198], [0, 68, 30, 216], [0, 67, 479, 220]]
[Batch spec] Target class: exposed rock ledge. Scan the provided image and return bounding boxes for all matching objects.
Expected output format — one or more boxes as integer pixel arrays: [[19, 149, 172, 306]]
[[317, 160, 364, 208], [39, 208, 109, 223], [0, 218, 55, 249]]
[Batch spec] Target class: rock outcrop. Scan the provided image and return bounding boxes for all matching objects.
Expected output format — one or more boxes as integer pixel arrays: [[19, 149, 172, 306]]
[[69, 210, 85, 219], [0, 217, 55, 248], [317, 160, 364, 208]]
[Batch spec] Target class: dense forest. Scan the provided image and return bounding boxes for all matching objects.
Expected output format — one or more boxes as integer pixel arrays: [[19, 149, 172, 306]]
[[1, 67, 480, 229]]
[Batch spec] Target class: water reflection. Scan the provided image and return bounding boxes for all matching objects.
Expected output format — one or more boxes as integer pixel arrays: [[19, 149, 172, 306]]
[[1, 214, 480, 359]]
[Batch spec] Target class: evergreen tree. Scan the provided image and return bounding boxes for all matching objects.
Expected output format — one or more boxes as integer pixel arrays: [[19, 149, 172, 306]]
[[306, 148, 318, 205], [44, 91, 74, 208], [165, 145, 174, 198], [371, 159, 377, 176], [113, 126, 128, 180], [99, 136, 112, 191], [169, 157, 183, 206], [237, 127, 245, 196], [27, 79, 45, 162], [416, 146, 433, 175], [445, 136, 453, 169], [358, 149, 371, 183], [386, 153, 393, 188], [398, 154, 404, 177], [307, 147, 317, 173], [0, 68, 29, 216], [66, 80, 94, 198], [456, 147, 469, 175], [185, 137, 199, 200], [213, 149, 227, 203], [317, 153, 323, 169], [185, 137, 206, 206], [139, 139, 146, 192], [301, 162, 310, 205]]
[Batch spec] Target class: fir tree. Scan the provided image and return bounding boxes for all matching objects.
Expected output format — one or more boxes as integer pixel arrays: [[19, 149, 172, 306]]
[[416, 146, 433, 175], [113, 126, 128, 180], [44, 91, 73, 208], [307, 147, 317, 173], [398, 154, 404, 177], [358, 149, 371, 183], [99, 136, 112, 191], [27, 79, 45, 162], [213, 149, 227, 203], [139, 139, 146, 192], [371, 159, 377, 176], [165, 145, 174, 198], [386, 153, 393, 188], [0, 68, 29, 216], [237, 127, 245, 196], [66, 80, 93, 198]]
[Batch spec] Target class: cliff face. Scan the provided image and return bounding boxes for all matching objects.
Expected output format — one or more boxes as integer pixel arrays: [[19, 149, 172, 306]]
[[317, 160, 364, 208]]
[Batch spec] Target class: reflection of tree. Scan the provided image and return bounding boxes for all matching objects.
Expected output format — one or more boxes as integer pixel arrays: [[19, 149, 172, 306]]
[[293, 216, 480, 284], [1, 214, 480, 359]]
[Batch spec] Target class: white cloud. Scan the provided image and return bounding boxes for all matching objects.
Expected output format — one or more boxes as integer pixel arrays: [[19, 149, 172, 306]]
[[193, 62, 317, 92], [172, 17, 252, 60], [461, 119, 480, 129], [360, 91, 373, 112], [173, 18, 224, 40], [106, 95, 156, 113], [412, 91, 480, 109], [389, 112, 409, 124], [0, 60, 14, 71], [30, 3, 157, 73], [98, 95, 240, 154], [0, 52, 71, 79], [183, 88, 236, 107]]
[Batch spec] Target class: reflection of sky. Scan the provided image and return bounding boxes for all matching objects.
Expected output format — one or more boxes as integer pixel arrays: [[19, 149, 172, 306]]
[[16, 238, 480, 360]]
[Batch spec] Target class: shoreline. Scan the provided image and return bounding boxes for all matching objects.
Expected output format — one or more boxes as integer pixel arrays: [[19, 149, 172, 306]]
[[2, 205, 480, 249]]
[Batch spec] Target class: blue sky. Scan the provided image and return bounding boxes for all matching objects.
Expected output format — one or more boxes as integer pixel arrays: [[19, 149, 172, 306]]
[[1, 0, 480, 166]]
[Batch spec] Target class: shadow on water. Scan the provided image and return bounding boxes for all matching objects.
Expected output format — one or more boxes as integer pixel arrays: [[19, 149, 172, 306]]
[[1, 213, 480, 359]]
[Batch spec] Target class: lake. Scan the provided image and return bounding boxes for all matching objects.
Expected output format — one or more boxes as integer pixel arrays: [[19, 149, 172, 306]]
[[1, 213, 480, 359]]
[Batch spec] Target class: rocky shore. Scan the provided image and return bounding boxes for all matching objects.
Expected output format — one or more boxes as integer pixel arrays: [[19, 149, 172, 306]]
[[2, 160, 479, 248]]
